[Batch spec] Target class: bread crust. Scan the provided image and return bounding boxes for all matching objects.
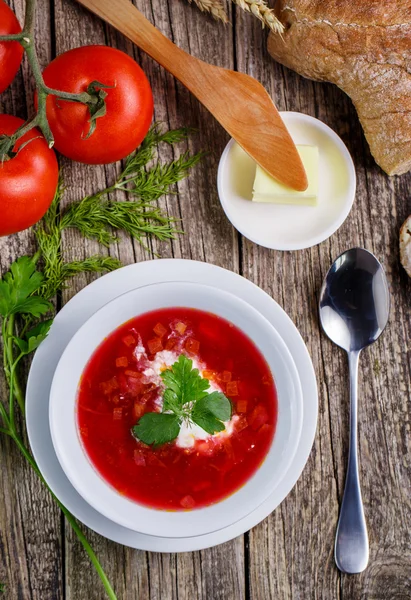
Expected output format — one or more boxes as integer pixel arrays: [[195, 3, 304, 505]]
[[268, 1, 411, 175]]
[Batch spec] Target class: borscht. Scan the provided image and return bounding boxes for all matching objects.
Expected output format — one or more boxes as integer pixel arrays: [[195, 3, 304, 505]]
[[77, 308, 277, 510]]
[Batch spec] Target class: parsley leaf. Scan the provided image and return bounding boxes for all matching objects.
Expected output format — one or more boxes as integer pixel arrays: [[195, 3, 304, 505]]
[[133, 413, 180, 446], [0, 256, 52, 318], [133, 354, 232, 447], [14, 319, 53, 355], [161, 354, 209, 410], [191, 392, 232, 434]]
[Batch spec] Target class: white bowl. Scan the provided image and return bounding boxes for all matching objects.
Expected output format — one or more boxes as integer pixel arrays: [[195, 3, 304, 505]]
[[49, 281, 303, 539], [217, 111, 356, 250]]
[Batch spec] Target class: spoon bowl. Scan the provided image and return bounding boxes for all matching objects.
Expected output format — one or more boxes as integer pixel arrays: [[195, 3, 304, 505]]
[[319, 248, 390, 574], [320, 248, 390, 352]]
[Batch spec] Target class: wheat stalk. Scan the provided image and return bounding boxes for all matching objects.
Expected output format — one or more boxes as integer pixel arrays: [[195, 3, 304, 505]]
[[187, 0, 229, 24], [233, 0, 284, 33]]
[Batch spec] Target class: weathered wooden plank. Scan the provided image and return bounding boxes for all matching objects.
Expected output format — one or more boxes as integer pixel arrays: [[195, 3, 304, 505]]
[[0, 1, 64, 599], [50, 2, 147, 599], [53, 0, 244, 598], [235, 7, 411, 600]]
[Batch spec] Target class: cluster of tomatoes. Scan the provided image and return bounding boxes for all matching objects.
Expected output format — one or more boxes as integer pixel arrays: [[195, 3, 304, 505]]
[[0, 0, 153, 236]]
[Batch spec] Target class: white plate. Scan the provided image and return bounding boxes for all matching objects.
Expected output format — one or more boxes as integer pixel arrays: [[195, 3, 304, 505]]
[[217, 111, 356, 250], [50, 281, 303, 537], [26, 260, 318, 552]]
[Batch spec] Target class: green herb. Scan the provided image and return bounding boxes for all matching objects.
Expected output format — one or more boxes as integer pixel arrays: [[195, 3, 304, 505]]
[[191, 392, 231, 433], [14, 319, 53, 355], [35, 187, 122, 300], [133, 412, 181, 446], [0, 256, 52, 318], [34, 124, 202, 300], [0, 582, 4, 593], [0, 125, 202, 599], [133, 355, 232, 446]]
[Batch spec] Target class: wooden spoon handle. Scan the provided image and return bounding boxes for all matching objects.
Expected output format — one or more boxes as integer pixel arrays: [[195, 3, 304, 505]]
[[78, 0, 199, 83]]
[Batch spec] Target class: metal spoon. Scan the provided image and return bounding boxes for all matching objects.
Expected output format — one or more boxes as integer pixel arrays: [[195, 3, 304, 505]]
[[319, 248, 390, 574]]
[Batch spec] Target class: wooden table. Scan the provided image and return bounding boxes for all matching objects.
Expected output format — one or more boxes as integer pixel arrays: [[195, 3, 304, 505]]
[[1, 1, 411, 598]]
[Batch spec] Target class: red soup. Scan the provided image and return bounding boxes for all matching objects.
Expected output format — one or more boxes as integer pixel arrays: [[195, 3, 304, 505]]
[[77, 308, 277, 510]]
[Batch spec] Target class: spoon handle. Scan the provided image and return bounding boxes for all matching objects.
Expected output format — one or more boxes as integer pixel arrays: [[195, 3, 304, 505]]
[[335, 350, 369, 573]]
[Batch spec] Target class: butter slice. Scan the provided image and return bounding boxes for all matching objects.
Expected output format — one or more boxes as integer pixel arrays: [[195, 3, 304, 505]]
[[252, 145, 319, 206]]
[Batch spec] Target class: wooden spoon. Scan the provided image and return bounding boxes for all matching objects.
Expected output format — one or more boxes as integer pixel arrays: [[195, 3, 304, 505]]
[[76, 0, 307, 191]]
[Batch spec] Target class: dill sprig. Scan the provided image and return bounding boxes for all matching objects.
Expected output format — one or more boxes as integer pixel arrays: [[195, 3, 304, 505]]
[[61, 196, 180, 248], [35, 185, 121, 300], [35, 124, 202, 299], [115, 150, 203, 201]]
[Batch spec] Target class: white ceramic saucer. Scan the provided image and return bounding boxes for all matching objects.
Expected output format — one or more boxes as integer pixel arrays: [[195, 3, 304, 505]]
[[217, 111, 356, 250], [26, 260, 318, 552]]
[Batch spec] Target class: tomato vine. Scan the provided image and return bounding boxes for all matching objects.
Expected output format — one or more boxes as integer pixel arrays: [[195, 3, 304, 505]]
[[0, 0, 107, 160]]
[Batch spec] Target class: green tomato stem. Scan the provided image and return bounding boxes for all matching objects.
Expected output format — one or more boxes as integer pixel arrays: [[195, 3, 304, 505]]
[[8, 422, 117, 600], [0, 396, 11, 429], [5, 316, 25, 416], [23, 0, 37, 34], [0, 33, 24, 42], [0, 0, 101, 158]]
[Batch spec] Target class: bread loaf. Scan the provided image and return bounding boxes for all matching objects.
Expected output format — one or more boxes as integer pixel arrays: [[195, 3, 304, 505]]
[[268, 1, 411, 176]]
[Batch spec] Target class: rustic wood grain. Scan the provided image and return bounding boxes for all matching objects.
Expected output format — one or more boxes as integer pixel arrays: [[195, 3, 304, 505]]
[[235, 6, 411, 600], [0, 2, 64, 600], [0, 0, 410, 598]]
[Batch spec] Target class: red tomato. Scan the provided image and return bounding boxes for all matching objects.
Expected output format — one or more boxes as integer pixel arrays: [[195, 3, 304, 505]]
[[41, 45, 154, 164], [0, 115, 59, 236], [0, 1, 24, 93]]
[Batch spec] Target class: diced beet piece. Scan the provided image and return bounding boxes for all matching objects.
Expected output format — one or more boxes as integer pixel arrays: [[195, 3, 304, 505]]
[[202, 369, 214, 380], [180, 495, 196, 509], [116, 356, 128, 368], [99, 376, 119, 395], [219, 370, 232, 383], [249, 404, 268, 431], [147, 337, 163, 354], [122, 334, 136, 347], [236, 416, 249, 432], [185, 338, 200, 354], [165, 337, 177, 351], [236, 400, 247, 413], [153, 322, 167, 337], [127, 378, 142, 396], [175, 321, 187, 335], [133, 400, 145, 419], [258, 424, 272, 437], [226, 381, 239, 396], [124, 370, 142, 379]]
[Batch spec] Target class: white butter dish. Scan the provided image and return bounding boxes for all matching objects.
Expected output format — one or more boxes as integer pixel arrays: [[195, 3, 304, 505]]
[[217, 112, 356, 251]]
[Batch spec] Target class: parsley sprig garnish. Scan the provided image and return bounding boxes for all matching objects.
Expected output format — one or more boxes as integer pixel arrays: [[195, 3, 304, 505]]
[[133, 355, 232, 446]]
